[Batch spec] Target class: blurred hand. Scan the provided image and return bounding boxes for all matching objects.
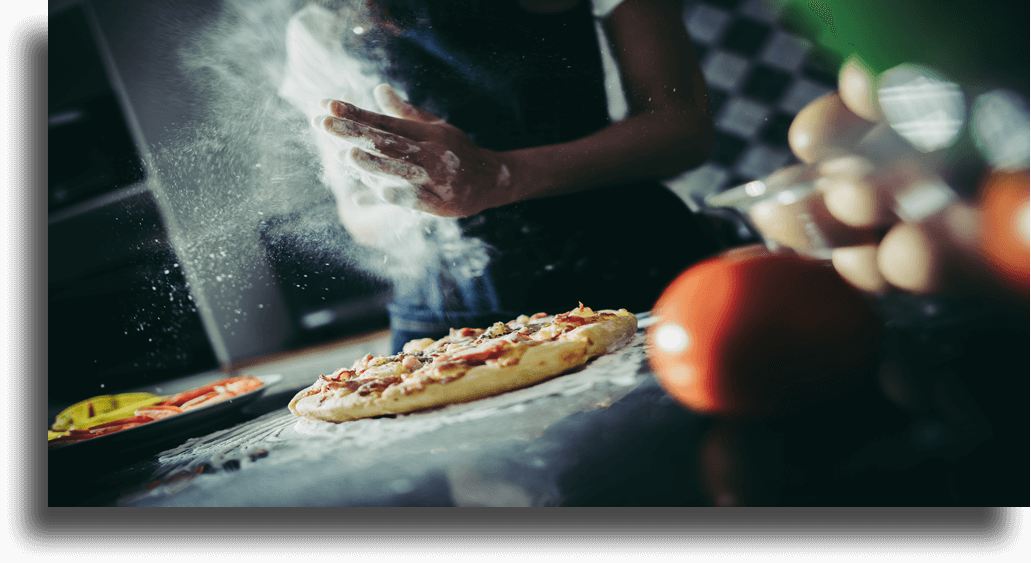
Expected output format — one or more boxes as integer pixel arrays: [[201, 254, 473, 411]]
[[748, 58, 1005, 297], [312, 84, 511, 218]]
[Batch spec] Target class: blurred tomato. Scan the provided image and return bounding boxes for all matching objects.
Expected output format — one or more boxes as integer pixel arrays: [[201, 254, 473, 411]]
[[648, 246, 882, 416], [979, 169, 1030, 299]]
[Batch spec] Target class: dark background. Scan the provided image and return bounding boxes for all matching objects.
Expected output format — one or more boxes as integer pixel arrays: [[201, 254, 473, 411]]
[[48, 0, 393, 401], [44, 0, 1029, 507]]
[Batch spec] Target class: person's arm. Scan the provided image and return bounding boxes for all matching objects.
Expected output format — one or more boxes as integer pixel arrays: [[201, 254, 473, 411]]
[[313, 0, 712, 218], [503, 0, 713, 201]]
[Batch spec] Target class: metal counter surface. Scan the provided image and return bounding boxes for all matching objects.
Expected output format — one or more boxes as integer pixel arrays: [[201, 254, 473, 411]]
[[48, 302, 1029, 507], [54, 317, 712, 507]]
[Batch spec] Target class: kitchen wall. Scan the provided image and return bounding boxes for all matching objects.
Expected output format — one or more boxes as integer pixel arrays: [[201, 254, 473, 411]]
[[665, 0, 836, 207]]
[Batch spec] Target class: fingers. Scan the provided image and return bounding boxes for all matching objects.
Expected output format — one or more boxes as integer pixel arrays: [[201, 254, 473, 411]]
[[342, 146, 452, 211], [820, 178, 891, 228], [317, 98, 430, 140], [831, 244, 889, 293], [339, 148, 458, 217], [313, 89, 450, 164], [748, 188, 878, 256], [318, 88, 441, 140], [838, 56, 881, 122], [313, 114, 425, 161], [815, 156, 894, 228], [788, 92, 877, 163], [373, 83, 445, 124], [344, 146, 431, 186], [743, 55, 1015, 300], [877, 204, 988, 294]]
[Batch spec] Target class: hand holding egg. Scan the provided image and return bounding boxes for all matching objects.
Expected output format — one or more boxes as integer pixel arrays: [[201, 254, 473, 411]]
[[745, 58, 1028, 300]]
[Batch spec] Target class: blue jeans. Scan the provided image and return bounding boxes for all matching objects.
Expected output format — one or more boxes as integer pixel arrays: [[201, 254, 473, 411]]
[[387, 263, 518, 354]]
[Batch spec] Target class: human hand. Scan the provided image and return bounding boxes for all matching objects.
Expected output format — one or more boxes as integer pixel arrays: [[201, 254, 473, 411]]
[[311, 84, 512, 218], [738, 59, 1002, 296]]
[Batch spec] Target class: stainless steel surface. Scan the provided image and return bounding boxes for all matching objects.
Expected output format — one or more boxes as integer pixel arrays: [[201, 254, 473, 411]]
[[47, 304, 1029, 507], [113, 327, 657, 506]]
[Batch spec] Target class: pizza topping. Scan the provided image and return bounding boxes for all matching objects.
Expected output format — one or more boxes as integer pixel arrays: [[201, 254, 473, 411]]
[[424, 361, 467, 383], [507, 331, 533, 343], [402, 338, 436, 354], [321, 367, 355, 382], [442, 339, 511, 364], [310, 352, 435, 399], [342, 375, 404, 395], [289, 304, 639, 414], [401, 355, 423, 371], [502, 317, 543, 337], [354, 353, 394, 372], [530, 323, 565, 342], [455, 327, 482, 338], [357, 359, 410, 380], [481, 322, 510, 340], [553, 314, 591, 328]]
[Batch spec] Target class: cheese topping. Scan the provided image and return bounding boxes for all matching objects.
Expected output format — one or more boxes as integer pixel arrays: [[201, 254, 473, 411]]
[[307, 306, 630, 400]]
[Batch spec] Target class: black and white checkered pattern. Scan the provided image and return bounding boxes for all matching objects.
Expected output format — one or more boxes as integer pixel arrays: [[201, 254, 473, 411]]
[[665, 0, 838, 209]]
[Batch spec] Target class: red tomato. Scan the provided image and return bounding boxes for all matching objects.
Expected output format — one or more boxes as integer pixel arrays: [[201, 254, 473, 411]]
[[647, 246, 882, 417], [979, 169, 1029, 299]]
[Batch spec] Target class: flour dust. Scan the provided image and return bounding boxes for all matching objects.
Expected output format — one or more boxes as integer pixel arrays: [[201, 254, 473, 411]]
[[142, 0, 491, 360]]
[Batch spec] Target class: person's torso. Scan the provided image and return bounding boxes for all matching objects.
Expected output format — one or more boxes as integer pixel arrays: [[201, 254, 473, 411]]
[[345, 0, 718, 314], [347, 0, 612, 150]]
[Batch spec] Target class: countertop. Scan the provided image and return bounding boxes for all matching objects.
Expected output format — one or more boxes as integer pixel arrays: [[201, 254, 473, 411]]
[[48, 302, 1029, 507]]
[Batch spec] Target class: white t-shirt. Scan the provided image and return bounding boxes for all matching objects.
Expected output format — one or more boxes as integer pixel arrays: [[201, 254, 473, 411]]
[[591, 0, 626, 18]]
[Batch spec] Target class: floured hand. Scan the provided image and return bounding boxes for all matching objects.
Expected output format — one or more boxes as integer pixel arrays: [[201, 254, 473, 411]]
[[312, 84, 512, 218]]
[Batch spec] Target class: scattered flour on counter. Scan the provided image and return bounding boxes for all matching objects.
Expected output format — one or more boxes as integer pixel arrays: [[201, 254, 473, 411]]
[[143, 331, 651, 491]]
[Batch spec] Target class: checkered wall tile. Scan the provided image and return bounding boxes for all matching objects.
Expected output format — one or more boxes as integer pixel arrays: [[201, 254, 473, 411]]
[[666, 0, 838, 210]]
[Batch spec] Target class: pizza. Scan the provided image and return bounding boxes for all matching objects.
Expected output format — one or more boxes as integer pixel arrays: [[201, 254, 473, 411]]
[[288, 304, 638, 423]]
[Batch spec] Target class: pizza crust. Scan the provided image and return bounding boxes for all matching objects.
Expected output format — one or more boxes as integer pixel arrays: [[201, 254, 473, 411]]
[[289, 339, 590, 422], [562, 310, 638, 357]]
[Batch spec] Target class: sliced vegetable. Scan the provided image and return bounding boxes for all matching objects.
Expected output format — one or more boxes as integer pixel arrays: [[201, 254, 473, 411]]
[[48, 376, 265, 446], [50, 393, 164, 432], [134, 405, 184, 421]]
